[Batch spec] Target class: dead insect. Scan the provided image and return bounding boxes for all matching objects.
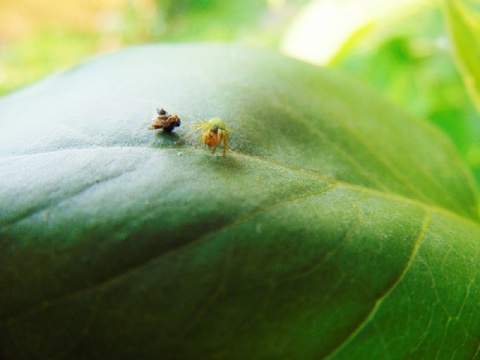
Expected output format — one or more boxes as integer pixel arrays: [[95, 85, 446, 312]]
[[148, 108, 181, 132], [182, 118, 233, 157]]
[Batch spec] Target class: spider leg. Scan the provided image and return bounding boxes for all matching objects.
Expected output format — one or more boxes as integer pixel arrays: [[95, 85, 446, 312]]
[[195, 134, 202, 149], [177, 123, 203, 144], [220, 130, 230, 157], [215, 130, 223, 156]]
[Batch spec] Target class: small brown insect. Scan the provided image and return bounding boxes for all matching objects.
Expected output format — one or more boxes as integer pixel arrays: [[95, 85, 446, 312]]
[[148, 108, 181, 132]]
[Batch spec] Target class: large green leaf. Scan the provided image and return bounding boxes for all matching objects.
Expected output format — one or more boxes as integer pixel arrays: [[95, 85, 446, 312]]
[[1, 44, 480, 359]]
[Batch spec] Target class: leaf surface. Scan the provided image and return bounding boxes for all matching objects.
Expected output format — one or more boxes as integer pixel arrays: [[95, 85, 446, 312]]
[[1, 44, 480, 359]]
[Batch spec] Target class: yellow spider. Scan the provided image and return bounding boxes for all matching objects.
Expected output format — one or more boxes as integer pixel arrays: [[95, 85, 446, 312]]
[[182, 118, 233, 157]]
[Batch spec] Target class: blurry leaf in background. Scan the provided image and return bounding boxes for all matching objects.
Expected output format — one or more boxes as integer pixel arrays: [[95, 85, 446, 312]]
[[156, 0, 306, 44], [282, 0, 480, 187], [441, 0, 480, 186], [0, 0, 308, 96], [281, 0, 419, 65], [442, 0, 480, 112]]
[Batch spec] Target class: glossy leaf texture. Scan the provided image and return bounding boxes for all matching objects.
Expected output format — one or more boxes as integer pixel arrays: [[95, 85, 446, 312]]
[[1, 44, 480, 359]]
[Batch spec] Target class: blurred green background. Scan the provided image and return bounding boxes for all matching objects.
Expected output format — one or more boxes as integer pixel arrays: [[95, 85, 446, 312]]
[[1, 0, 479, 185]]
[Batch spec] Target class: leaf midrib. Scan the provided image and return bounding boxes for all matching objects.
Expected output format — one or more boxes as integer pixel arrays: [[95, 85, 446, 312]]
[[213, 74, 475, 216], [1, 145, 478, 226], [1, 146, 479, 327]]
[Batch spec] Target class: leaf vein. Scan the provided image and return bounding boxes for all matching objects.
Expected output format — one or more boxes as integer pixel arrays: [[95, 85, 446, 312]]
[[324, 211, 432, 359], [1, 164, 139, 229]]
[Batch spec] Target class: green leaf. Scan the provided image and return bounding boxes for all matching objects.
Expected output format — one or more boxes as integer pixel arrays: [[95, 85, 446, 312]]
[[442, 0, 480, 112], [1, 44, 480, 359]]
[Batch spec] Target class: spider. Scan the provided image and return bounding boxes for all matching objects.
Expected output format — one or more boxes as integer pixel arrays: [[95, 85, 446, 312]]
[[148, 108, 181, 132], [182, 118, 233, 157]]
